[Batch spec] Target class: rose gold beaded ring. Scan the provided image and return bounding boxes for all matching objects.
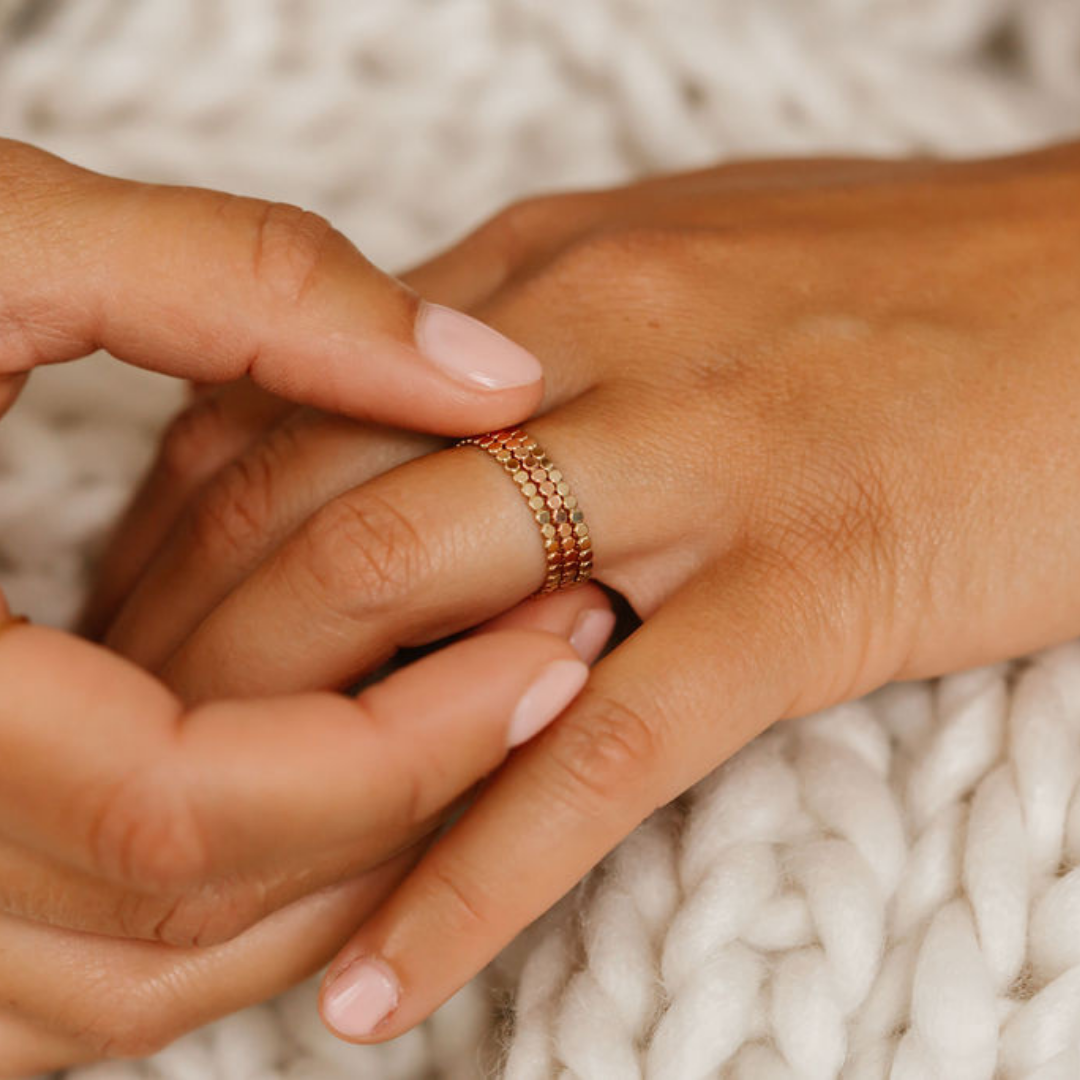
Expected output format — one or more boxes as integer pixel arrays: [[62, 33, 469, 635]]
[[457, 428, 592, 595]]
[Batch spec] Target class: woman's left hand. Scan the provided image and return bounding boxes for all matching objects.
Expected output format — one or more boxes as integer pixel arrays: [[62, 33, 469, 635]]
[[94, 143, 1080, 1040]]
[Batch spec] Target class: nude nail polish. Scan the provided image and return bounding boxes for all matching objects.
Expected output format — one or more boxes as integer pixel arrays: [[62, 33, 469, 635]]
[[569, 608, 616, 663], [415, 302, 543, 390], [507, 659, 588, 748], [322, 957, 400, 1039]]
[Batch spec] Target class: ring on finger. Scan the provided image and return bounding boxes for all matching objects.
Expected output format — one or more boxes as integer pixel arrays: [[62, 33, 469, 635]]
[[458, 427, 593, 595]]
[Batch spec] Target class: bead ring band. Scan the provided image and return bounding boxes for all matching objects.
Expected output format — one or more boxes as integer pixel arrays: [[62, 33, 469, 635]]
[[458, 428, 592, 595]]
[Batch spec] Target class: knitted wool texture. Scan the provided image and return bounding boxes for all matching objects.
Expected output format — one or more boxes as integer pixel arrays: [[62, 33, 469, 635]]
[[0, 1, 1079, 1077]]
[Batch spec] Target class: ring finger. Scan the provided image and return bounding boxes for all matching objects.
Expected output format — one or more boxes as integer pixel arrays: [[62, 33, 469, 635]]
[[158, 386, 731, 704], [105, 410, 442, 670], [89, 191, 612, 648]]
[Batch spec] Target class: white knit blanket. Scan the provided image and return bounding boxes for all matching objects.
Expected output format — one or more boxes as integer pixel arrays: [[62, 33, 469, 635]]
[[2, 2, 1079, 1077]]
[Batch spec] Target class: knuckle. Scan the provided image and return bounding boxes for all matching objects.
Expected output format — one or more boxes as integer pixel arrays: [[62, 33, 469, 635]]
[[496, 194, 568, 229], [158, 396, 231, 485], [530, 225, 698, 312], [157, 882, 267, 947], [292, 491, 430, 616], [467, 190, 603, 283], [545, 694, 660, 809], [111, 887, 172, 942], [87, 766, 209, 895], [481, 194, 573, 258], [186, 443, 279, 566], [249, 199, 337, 305], [116, 879, 267, 947], [417, 853, 493, 935], [0, 299, 67, 372], [69, 985, 187, 1060]]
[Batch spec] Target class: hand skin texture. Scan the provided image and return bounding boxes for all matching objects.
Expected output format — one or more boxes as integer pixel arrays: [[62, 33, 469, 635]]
[[0, 138, 613, 1076], [87, 139, 1080, 1047]]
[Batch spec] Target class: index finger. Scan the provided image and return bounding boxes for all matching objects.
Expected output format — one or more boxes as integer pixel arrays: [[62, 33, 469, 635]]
[[0, 621, 587, 893], [0, 139, 542, 434]]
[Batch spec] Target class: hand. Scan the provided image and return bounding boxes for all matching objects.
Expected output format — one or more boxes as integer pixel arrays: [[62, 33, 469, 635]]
[[0, 138, 601, 1074], [0, 598, 606, 1076], [92, 143, 1080, 1041], [0, 138, 545, 432]]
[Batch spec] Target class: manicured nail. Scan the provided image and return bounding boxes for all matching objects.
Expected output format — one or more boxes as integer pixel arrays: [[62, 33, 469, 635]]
[[569, 608, 616, 663], [322, 957, 400, 1039], [508, 659, 588, 748], [415, 301, 542, 390]]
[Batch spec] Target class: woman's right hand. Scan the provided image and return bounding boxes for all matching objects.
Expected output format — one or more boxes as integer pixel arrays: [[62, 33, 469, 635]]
[[0, 138, 604, 1075]]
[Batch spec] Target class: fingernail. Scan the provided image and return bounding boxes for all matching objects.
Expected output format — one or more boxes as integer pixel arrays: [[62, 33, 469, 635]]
[[322, 957, 400, 1039], [415, 301, 542, 390], [508, 659, 588, 748], [569, 608, 616, 663]]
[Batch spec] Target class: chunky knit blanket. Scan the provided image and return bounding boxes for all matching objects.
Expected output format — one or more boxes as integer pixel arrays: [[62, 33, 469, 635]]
[[1, 2, 1079, 1077]]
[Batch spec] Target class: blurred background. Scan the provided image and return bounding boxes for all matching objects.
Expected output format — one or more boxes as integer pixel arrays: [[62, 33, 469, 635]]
[[0, 3, 1077, 1076], [3, 0, 1079, 264]]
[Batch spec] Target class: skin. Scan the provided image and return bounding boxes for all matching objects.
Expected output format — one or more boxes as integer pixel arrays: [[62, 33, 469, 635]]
[[4, 137, 1080, 1064], [0, 138, 613, 1074], [91, 140, 1080, 1046]]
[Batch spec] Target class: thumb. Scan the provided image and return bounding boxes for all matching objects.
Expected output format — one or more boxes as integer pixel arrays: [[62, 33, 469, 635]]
[[0, 139, 541, 435]]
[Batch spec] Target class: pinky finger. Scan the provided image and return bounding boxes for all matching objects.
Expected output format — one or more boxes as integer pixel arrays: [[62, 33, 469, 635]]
[[0, 1008, 94, 1078]]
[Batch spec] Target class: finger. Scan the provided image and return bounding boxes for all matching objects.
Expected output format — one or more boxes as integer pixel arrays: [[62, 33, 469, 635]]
[[473, 582, 616, 665], [93, 190, 603, 657], [0, 622, 587, 890], [0, 828, 422, 947], [0, 591, 609, 942], [106, 415, 442, 669], [79, 380, 294, 638], [89, 180, 589, 648], [0, 1008, 93, 1078], [106, 254, 616, 675], [159, 393, 669, 703], [399, 191, 608, 312], [0, 866, 409, 1063], [0, 138, 542, 434], [315, 551, 840, 1042], [0, 833, 174, 938]]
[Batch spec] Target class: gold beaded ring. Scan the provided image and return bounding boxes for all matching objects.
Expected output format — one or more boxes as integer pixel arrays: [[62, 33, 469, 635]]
[[457, 428, 592, 595]]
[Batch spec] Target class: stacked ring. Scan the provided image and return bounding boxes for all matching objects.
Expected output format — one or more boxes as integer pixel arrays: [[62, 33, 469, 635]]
[[458, 428, 593, 594]]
